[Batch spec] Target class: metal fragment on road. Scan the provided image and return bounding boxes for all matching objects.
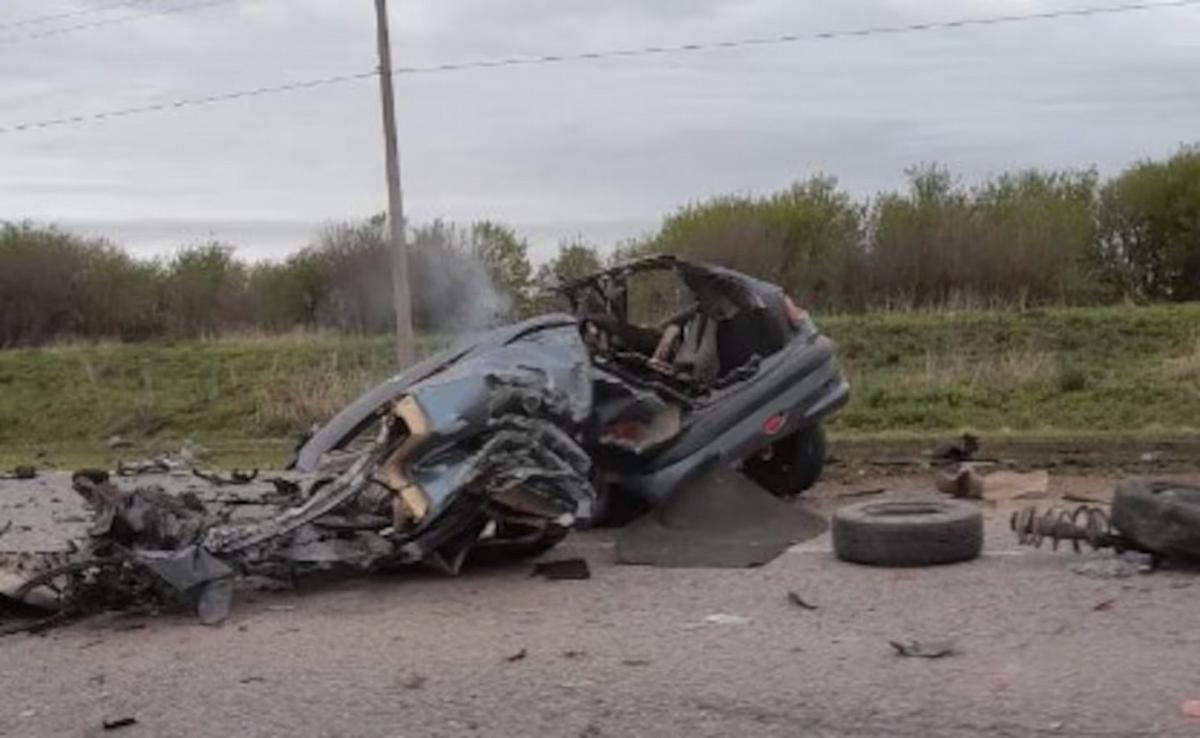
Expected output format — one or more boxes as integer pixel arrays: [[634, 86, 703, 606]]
[[786, 591, 818, 610], [531, 558, 590, 580], [889, 639, 957, 658], [102, 716, 138, 731]]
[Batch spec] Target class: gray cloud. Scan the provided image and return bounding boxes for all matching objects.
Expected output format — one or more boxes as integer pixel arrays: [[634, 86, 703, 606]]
[[1, 0, 1198, 262]]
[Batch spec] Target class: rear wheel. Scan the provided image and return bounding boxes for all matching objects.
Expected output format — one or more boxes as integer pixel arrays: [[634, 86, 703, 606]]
[[743, 423, 826, 497]]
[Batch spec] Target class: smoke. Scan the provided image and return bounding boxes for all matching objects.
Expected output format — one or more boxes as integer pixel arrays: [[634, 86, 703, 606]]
[[410, 228, 512, 334], [308, 217, 514, 336]]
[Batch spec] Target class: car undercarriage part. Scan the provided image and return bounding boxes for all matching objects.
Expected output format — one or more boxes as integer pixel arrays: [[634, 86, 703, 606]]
[[1012, 479, 1200, 560], [832, 500, 983, 567], [615, 464, 827, 568], [1010, 505, 1133, 552]]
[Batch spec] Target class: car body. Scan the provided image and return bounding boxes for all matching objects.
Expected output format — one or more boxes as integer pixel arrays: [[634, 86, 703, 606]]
[[286, 255, 849, 568]]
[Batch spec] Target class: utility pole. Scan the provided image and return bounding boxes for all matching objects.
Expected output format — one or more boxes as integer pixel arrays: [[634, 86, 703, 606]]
[[373, 0, 415, 367]]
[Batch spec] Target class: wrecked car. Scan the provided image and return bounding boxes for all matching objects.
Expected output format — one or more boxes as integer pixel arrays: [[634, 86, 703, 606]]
[[290, 255, 849, 564], [2, 256, 848, 624]]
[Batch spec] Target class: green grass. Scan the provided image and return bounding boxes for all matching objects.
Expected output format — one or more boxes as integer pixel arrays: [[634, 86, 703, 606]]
[[1, 305, 1199, 468], [822, 303, 1200, 435]]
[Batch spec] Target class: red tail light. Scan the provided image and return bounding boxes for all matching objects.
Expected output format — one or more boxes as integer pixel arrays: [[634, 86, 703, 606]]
[[762, 413, 786, 436]]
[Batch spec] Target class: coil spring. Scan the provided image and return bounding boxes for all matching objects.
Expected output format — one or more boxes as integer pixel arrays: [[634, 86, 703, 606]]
[[1010, 504, 1124, 553]]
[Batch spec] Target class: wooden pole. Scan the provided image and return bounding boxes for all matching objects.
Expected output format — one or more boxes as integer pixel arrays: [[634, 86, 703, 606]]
[[373, 0, 415, 366]]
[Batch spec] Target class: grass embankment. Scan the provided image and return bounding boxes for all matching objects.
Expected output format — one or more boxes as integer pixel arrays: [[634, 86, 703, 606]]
[[1, 305, 1198, 468]]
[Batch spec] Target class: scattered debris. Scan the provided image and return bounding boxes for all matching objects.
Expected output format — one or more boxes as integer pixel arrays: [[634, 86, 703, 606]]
[[1068, 551, 1153, 579], [836, 487, 885, 499], [400, 674, 426, 690], [193, 468, 260, 486], [562, 650, 587, 659], [935, 468, 1049, 502], [1064, 489, 1112, 504], [931, 433, 980, 464], [889, 639, 957, 659], [0, 466, 37, 481], [703, 613, 750, 625], [1110, 480, 1200, 559], [0, 520, 12, 538], [116, 459, 171, 477], [1012, 505, 1124, 553], [786, 591, 818, 610], [980, 470, 1050, 502], [531, 558, 591, 580], [239, 676, 266, 685], [505, 648, 528, 662], [935, 468, 984, 499], [1092, 599, 1115, 611], [102, 717, 138, 731], [1014, 480, 1200, 563]]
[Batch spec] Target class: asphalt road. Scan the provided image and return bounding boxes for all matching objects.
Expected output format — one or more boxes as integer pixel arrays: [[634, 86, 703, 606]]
[[2, 470, 1199, 737]]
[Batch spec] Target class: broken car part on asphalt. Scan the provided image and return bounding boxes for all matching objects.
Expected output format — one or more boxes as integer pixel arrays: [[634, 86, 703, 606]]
[[1012, 479, 1200, 563], [1, 257, 849, 625], [889, 639, 958, 658]]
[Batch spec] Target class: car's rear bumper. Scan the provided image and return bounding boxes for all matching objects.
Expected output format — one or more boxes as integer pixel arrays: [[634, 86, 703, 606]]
[[616, 336, 849, 505]]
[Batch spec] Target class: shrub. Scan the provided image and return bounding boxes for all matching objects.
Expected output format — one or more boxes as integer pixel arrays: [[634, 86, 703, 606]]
[[1090, 145, 1200, 302]]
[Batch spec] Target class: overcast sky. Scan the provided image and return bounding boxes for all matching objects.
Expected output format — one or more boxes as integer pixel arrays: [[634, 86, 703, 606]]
[[1, 0, 1197, 262]]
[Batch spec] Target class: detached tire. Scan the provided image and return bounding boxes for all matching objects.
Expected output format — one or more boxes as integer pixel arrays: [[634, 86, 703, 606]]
[[833, 500, 982, 566]]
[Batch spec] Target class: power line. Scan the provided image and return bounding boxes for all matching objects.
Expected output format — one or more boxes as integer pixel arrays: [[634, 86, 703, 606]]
[[0, 0, 234, 45], [2, 0, 1197, 134], [0, 0, 161, 32], [0, 70, 378, 132], [391, 0, 1200, 76]]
